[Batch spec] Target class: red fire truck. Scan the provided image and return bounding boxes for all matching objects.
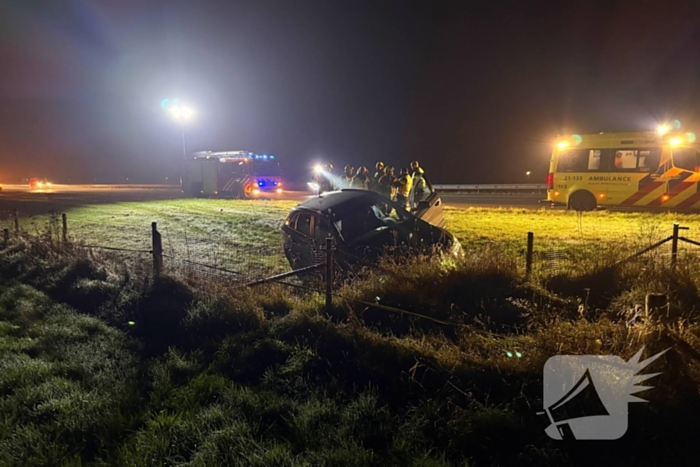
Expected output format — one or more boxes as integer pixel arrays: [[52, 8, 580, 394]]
[[182, 151, 283, 198]]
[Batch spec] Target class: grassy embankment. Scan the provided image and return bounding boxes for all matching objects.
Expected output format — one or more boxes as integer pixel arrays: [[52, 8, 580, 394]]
[[1, 200, 700, 466]]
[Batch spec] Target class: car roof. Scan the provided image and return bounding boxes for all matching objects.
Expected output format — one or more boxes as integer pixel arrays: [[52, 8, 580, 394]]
[[293, 189, 385, 214]]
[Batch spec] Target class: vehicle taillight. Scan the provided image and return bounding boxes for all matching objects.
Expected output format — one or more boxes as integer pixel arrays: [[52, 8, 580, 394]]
[[547, 173, 554, 190]]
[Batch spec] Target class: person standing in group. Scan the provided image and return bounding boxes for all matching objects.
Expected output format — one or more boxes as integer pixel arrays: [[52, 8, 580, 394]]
[[371, 161, 385, 192], [377, 166, 397, 215], [339, 165, 355, 189], [379, 166, 397, 201], [352, 166, 371, 189], [410, 160, 421, 177], [394, 167, 412, 209], [411, 166, 431, 206]]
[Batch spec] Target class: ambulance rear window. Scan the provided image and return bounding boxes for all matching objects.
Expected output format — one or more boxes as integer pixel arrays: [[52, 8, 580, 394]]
[[557, 149, 606, 172]]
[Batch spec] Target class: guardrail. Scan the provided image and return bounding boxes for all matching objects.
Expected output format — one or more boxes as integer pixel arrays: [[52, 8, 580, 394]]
[[432, 183, 547, 192]]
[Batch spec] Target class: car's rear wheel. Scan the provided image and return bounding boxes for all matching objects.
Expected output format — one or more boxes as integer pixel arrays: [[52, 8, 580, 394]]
[[568, 191, 597, 212]]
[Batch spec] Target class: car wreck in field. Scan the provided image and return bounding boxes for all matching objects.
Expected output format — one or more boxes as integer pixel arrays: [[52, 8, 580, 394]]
[[281, 189, 463, 272]]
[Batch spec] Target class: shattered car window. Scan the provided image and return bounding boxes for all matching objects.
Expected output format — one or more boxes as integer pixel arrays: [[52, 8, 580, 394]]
[[295, 213, 313, 237], [314, 217, 333, 242], [327, 199, 410, 243]]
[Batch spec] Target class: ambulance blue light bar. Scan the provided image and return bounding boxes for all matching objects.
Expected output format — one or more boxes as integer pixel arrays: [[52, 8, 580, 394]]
[[192, 151, 276, 160]]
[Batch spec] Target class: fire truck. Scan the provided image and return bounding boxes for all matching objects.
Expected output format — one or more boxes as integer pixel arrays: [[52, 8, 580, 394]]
[[182, 151, 283, 198]]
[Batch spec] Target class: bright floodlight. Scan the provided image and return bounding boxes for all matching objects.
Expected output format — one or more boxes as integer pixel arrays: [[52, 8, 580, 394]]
[[557, 141, 569, 150], [657, 124, 669, 136], [314, 165, 323, 174], [170, 106, 194, 120], [526, 171, 531, 176], [670, 137, 682, 146]]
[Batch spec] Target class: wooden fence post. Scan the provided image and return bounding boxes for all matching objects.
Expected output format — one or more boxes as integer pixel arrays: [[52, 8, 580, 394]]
[[671, 223, 690, 272], [13, 209, 18, 234], [526, 232, 534, 278], [325, 236, 333, 314], [3, 229, 8, 248], [152, 222, 163, 275], [671, 223, 679, 272], [62, 213, 67, 243]]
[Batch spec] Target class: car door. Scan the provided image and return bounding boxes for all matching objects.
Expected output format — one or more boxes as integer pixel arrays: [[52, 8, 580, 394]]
[[282, 211, 324, 269], [411, 182, 447, 229]]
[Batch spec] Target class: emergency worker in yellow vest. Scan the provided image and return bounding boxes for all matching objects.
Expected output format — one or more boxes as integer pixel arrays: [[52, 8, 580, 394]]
[[394, 167, 412, 209], [411, 167, 431, 207]]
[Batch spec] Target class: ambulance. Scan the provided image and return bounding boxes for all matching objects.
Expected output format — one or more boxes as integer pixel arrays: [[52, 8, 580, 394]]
[[182, 151, 283, 198], [547, 124, 700, 211]]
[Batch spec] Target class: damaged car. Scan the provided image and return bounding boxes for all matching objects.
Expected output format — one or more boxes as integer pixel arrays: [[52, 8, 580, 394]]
[[281, 189, 463, 271]]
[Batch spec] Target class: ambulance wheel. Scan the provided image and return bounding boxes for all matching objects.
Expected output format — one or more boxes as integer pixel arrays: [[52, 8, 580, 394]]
[[568, 191, 596, 212]]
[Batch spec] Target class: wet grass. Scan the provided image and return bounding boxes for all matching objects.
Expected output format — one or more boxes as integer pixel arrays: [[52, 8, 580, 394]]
[[0, 227, 699, 465]]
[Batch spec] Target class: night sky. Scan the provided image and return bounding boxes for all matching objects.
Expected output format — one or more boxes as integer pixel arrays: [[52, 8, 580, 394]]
[[1, 0, 700, 184]]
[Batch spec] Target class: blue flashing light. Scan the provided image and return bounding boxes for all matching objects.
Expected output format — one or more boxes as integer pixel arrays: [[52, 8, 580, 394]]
[[270, 155, 275, 159], [273, 181, 278, 186], [258, 181, 265, 187]]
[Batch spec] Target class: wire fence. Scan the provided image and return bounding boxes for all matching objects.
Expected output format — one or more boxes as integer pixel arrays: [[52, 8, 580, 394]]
[[160, 227, 290, 282], [526, 223, 700, 278], [2, 208, 699, 365], [2, 209, 700, 310]]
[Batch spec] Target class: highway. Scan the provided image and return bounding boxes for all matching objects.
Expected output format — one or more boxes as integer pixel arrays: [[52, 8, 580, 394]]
[[440, 193, 548, 210], [0, 185, 552, 213]]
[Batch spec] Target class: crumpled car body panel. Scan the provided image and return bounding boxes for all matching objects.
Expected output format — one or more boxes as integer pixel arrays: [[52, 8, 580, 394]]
[[281, 189, 462, 271]]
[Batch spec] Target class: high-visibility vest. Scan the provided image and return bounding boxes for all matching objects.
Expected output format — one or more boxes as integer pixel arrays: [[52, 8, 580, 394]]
[[398, 174, 412, 197]]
